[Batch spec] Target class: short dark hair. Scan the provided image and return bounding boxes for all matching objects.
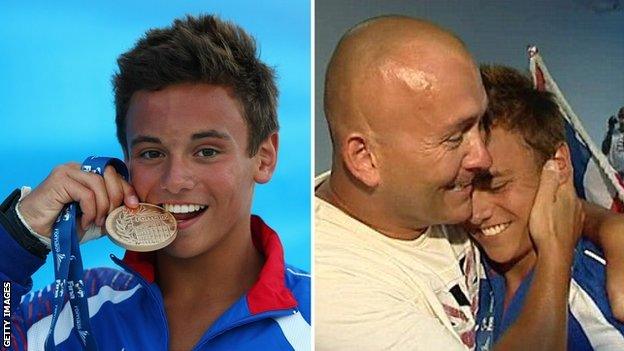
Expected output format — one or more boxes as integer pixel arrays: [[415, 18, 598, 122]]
[[481, 64, 565, 167], [113, 14, 278, 156]]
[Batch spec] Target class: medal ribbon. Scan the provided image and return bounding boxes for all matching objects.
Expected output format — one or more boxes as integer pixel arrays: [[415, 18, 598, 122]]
[[44, 156, 129, 351]]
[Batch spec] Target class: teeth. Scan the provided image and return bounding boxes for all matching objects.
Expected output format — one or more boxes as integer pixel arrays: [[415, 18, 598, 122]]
[[480, 222, 510, 236], [162, 204, 206, 214]]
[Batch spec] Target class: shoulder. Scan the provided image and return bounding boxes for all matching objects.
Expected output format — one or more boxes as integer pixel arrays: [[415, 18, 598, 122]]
[[284, 264, 310, 300], [284, 264, 310, 321], [570, 239, 624, 334]]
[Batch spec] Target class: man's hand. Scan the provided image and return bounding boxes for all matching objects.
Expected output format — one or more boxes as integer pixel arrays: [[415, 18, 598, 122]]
[[528, 160, 584, 263], [18, 163, 139, 238]]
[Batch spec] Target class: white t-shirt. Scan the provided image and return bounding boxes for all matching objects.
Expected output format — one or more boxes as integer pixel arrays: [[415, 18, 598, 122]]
[[315, 175, 483, 350]]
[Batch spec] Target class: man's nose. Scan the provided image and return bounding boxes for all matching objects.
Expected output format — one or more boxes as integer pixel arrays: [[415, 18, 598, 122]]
[[160, 156, 196, 193], [464, 127, 492, 172]]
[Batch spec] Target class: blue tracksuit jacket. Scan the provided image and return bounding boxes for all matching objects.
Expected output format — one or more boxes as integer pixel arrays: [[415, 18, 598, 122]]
[[1, 215, 310, 350]]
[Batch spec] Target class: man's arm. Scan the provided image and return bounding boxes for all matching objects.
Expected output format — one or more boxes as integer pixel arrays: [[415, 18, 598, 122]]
[[580, 201, 624, 321]]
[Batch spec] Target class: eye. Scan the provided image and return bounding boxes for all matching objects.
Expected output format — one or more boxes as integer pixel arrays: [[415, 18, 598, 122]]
[[139, 150, 163, 159], [445, 134, 464, 148], [489, 181, 508, 193], [195, 148, 219, 158]]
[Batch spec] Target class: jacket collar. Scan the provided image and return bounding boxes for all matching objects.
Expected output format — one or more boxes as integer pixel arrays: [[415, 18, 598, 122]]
[[121, 215, 298, 314]]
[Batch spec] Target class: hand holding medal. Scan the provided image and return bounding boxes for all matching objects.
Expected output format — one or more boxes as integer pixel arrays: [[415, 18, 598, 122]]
[[17, 156, 178, 351]]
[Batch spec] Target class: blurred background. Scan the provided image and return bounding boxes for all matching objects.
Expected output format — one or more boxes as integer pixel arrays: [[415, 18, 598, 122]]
[[315, 0, 624, 173], [0, 0, 311, 291]]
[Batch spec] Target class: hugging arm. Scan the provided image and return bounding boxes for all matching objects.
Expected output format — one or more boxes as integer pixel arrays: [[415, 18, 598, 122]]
[[580, 200, 624, 321]]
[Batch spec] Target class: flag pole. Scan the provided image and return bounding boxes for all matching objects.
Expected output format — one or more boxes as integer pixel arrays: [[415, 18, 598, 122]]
[[527, 45, 624, 204]]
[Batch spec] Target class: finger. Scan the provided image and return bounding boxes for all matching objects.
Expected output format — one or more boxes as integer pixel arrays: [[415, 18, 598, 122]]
[[61, 179, 98, 231], [66, 170, 110, 226], [103, 165, 125, 213], [120, 179, 139, 208], [534, 160, 560, 205]]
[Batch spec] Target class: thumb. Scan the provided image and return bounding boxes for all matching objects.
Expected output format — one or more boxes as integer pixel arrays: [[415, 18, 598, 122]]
[[534, 160, 560, 206], [121, 179, 139, 208]]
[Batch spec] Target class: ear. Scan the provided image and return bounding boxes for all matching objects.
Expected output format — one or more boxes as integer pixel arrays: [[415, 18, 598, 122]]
[[253, 132, 278, 184], [342, 133, 380, 188], [552, 142, 573, 184]]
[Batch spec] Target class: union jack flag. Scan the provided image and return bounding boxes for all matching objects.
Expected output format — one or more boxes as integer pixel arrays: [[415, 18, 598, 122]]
[[528, 46, 624, 213]]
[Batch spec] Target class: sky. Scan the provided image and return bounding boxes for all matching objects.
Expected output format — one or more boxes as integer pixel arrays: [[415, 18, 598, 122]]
[[0, 0, 311, 291]]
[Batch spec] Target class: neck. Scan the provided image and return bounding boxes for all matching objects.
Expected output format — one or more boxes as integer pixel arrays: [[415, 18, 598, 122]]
[[156, 221, 264, 303], [316, 172, 428, 240], [492, 249, 537, 309]]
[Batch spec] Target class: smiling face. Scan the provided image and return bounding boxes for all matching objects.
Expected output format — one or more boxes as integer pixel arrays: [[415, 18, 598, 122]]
[[464, 126, 541, 266], [125, 83, 274, 259], [369, 50, 491, 230]]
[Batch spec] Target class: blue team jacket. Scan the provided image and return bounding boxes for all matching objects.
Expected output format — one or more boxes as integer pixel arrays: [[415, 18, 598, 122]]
[[1, 215, 311, 350], [476, 239, 624, 350]]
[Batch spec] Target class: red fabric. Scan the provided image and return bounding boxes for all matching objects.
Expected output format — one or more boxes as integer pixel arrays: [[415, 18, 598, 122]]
[[122, 251, 156, 283], [121, 215, 297, 314], [613, 174, 624, 213], [534, 65, 546, 91], [246, 215, 298, 314]]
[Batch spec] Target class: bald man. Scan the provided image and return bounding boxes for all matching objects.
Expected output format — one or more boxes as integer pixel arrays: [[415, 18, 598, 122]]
[[315, 16, 623, 350]]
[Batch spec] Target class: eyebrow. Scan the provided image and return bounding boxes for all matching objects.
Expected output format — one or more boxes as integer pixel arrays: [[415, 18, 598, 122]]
[[191, 130, 231, 141], [130, 129, 231, 148], [456, 115, 479, 132], [130, 135, 161, 148]]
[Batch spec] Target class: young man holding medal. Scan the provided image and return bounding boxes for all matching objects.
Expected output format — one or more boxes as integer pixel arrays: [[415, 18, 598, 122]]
[[0, 14, 310, 350]]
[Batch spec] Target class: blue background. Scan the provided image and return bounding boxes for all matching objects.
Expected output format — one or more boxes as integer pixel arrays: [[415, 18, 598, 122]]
[[0, 0, 311, 291]]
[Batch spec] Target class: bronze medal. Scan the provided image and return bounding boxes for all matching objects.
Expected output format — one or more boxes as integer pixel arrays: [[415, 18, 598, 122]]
[[105, 203, 177, 252]]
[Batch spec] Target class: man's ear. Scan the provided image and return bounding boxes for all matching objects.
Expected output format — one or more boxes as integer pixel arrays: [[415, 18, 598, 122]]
[[253, 132, 278, 184], [552, 142, 573, 184], [342, 133, 380, 188]]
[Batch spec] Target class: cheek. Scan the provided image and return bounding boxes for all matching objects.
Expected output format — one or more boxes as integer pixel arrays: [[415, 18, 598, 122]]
[[391, 141, 463, 186], [128, 163, 160, 200], [206, 158, 255, 200], [507, 187, 539, 225]]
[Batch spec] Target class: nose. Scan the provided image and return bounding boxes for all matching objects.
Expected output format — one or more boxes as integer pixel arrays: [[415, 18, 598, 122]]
[[463, 126, 492, 172], [160, 156, 196, 194], [469, 189, 493, 227]]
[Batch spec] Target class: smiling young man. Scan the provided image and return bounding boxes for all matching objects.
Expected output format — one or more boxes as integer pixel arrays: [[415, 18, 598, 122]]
[[0, 15, 310, 350], [467, 65, 624, 350]]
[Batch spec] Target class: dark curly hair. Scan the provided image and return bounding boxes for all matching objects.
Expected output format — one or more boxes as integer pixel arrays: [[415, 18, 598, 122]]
[[481, 64, 564, 167], [113, 14, 279, 156]]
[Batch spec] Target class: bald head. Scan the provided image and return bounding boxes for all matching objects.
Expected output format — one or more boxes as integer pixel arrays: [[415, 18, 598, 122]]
[[319, 15, 491, 235], [324, 16, 478, 153]]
